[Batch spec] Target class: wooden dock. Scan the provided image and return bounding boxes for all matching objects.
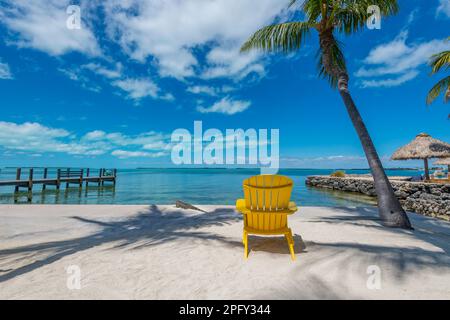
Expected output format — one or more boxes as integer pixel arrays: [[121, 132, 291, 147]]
[[0, 168, 117, 201]]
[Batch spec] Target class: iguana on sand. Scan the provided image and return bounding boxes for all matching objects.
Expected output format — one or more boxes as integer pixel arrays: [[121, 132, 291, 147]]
[[175, 200, 208, 213]]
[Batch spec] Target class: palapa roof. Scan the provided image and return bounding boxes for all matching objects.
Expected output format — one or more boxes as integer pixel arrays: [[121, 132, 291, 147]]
[[391, 133, 450, 160], [435, 157, 450, 165]]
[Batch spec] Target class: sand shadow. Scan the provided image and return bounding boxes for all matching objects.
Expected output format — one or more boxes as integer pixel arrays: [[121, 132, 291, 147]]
[[0, 205, 241, 283], [298, 206, 450, 282], [248, 234, 306, 255], [2, 204, 450, 289], [308, 206, 450, 255], [254, 274, 345, 299]]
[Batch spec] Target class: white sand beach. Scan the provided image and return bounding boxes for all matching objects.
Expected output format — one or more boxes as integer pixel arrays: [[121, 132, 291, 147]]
[[0, 204, 449, 300]]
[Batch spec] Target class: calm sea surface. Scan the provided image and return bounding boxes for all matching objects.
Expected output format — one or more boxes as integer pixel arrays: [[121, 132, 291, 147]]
[[0, 168, 419, 206]]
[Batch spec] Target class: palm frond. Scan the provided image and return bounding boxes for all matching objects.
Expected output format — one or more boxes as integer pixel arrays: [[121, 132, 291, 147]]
[[426, 76, 450, 105], [302, 0, 323, 23], [338, 0, 399, 16], [429, 50, 450, 74], [240, 21, 314, 53], [332, 0, 399, 34]]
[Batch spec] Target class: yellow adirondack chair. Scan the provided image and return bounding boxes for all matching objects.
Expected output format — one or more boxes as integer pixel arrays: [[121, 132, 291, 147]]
[[236, 175, 298, 260]]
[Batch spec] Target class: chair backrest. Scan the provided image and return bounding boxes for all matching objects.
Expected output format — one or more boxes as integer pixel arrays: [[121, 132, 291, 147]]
[[242, 175, 293, 212]]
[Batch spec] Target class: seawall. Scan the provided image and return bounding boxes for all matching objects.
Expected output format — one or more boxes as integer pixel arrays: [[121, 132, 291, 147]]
[[306, 175, 450, 220]]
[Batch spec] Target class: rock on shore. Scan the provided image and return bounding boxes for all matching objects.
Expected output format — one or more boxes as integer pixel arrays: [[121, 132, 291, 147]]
[[306, 175, 450, 221]]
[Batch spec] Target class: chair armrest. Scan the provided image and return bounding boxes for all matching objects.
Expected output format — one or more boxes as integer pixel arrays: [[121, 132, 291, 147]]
[[236, 199, 248, 214], [287, 201, 298, 214]]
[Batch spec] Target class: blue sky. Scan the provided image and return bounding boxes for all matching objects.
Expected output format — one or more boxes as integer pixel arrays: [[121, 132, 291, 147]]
[[0, 0, 449, 169]]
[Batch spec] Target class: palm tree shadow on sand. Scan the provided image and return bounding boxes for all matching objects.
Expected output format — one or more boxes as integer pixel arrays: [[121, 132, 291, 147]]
[[0, 205, 244, 283], [248, 235, 305, 255], [300, 206, 450, 282], [1, 205, 450, 289]]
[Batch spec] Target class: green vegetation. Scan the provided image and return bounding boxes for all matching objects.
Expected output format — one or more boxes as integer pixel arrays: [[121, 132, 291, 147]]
[[427, 37, 450, 118], [330, 171, 346, 178]]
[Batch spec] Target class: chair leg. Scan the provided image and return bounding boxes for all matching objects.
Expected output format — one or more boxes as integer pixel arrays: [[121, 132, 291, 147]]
[[243, 231, 248, 259], [285, 230, 296, 261]]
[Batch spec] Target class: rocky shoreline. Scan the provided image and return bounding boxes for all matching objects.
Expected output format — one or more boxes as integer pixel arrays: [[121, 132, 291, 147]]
[[306, 175, 450, 221]]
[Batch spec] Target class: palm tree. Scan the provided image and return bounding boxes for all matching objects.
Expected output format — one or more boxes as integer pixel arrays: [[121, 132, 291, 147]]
[[426, 38, 449, 118], [241, 0, 412, 229]]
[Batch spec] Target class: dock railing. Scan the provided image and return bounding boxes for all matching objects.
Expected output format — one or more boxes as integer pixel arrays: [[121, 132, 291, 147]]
[[0, 168, 117, 201]]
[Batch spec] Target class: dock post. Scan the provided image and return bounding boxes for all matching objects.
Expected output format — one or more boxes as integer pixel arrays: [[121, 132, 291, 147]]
[[98, 168, 102, 187], [28, 168, 33, 192], [79, 169, 84, 188], [101, 168, 105, 186], [66, 168, 70, 188], [14, 168, 21, 193], [27, 168, 34, 202], [56, 169, 61, 190], [86, 168, 90, 187], [113, 169, 117, 187], [42, 168, 48, 191]]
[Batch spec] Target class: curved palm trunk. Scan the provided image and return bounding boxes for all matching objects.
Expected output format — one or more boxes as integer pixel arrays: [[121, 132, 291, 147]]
[[423, 159, 430, 180], [338, 77, 412, 229], [320, 30, 412, 229]]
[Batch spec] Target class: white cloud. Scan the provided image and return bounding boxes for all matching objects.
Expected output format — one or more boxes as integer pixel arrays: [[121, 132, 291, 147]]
[[58, 68, 81, 81], [58, 67, 102, 92], [60, 65, 173, 102], [0, 121, 103, 155], [0, 62, 13, 79], [82, 62, 123, 79], [280, 155, 368, 168], [197, 97, 251, 115], [356, 31, 450, 88], [187, 85, 236, 96], [112, 78, 174, 102], [360, 70, 419, 88], [82, 130, 171, 149], [102, 0, 290, 79], [187, 85, 218, 96], [0, 0, 100, 56], [111, 150, 166, 159], [437, 0, 450, 18], [0, 0, 293, 108], [0, 121, 171, 159], [112, 78, 159, 100], [201, 45, 266, 80], [83, 130, 106, 140]]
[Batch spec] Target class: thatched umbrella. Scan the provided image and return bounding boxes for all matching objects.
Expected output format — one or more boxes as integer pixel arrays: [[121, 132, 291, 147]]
[[391, 133, 450, 180], [435, 157, 450, 172]]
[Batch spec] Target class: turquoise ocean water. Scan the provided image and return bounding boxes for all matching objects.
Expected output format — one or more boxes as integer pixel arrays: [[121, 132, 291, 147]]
[[0, 168, 419, 206]]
